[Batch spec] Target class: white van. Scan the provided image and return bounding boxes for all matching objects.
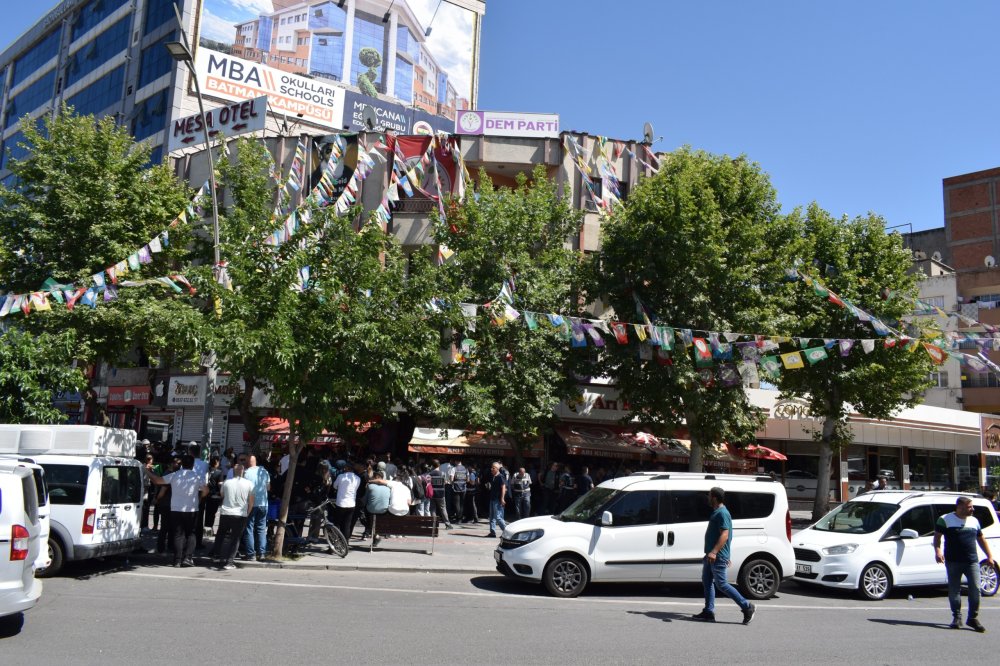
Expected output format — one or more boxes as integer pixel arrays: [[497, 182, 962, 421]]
[[0, 456, 50, 571], [0, 425, 143, 577], [0, 462, 42, 624], [495, 472, 795, 599]]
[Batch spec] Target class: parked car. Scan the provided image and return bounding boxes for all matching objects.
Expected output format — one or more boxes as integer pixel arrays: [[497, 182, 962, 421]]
[[784, 470, 818, 499], [0, 461, 42, 627], [495, 472, 795, 599], [0, 456, 51, 572], [792, 490, 1000, 600], [0, 425, 143, 577]]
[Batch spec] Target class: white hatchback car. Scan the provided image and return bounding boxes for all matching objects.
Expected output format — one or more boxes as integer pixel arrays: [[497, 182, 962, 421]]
[[793, 491, 1000, 600], [495, 472, 795, 599]]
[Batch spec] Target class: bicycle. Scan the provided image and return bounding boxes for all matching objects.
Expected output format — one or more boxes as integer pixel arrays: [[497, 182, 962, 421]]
[[267, 497, 349, 558]]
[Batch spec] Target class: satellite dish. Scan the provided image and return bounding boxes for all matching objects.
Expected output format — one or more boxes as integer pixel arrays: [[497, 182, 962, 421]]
[[643, 121, 654, 144], [361, 105, 380, 131], [986, 255, 996, 268], [912, 250, 927, 260], [931, 251, 942, 262]]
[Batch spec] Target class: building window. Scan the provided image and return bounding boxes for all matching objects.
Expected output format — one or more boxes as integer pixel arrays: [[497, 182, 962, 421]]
[[962, 371, 999, 389], [143, 0, 175, 36], [1, 130, 30, 170], [66, 16, 131, 88], [928, 371, 948, 388], [394, 55, 413, 103], [132, 89, 168, 142], [11, 29, 61, 89], [349, 11, 387, 93], [5, 70, 57, 130], [65, 64, 125, 118], [72, 0, 130, 42]]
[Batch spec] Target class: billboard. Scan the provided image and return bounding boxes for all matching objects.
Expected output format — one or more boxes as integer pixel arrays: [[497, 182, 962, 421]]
[[196, 0, 484, 125], [455, 110, 560, 138]]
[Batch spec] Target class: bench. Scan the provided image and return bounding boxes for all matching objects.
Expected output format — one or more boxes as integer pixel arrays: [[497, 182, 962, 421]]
[[369, 513, 439, 554]]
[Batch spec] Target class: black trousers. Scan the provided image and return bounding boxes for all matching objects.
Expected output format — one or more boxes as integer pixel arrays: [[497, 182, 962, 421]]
[[212, 514, 248, 564], [334, 506, 355, 540], [171, 511, 198, 564], [156, 506, 173, 552], [451, 488, 465, 523]]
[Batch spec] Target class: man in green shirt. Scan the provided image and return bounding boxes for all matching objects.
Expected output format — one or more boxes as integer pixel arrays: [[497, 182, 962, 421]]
[[692, 487, 755, 625]]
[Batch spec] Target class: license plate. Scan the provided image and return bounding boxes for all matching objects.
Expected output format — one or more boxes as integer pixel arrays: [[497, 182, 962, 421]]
[[795, 563, 811, 574], [97, 518, 119, 530], [494, 549, 501, 563]]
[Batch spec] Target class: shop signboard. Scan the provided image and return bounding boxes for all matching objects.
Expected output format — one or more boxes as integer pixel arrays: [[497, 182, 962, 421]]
[[195, 0, 483, 125], [455, 110, 559, 138], [341, 91, 453, 135], [108, 385, 151, 407], [167, 95, 267, 153], [167, 376, 208, 407], [981, 415, 1000, 454]]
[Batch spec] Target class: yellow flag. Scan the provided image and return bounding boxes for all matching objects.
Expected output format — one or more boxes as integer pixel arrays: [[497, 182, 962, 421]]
[[781, 351, 805, 369], [633, 324, 647, 342], [30, 292, 51, 311]]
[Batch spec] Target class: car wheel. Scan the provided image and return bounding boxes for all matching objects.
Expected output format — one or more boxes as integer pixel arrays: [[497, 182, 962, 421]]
[[980, 560, 999, 597], [858, 562, 892, 600], [739, 558, 781, 600], [543, 556, 588, 598], [36, 537, 64, 578]]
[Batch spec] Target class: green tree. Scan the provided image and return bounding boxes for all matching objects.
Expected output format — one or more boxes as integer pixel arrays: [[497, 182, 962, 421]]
[[430, 167, 588, 464], [0, 107, 205, 420], [214, 138, 447, 556], [0, 328, 86, 423], [778, 204, 932, 519], [590, 148, 799, 470], [357, 48, 382, 98]]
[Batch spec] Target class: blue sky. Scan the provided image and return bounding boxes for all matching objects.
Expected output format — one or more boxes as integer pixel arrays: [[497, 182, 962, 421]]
[[5, 1, 1000, 232]]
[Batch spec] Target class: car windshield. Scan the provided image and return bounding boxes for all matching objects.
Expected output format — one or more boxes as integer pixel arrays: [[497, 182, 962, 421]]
[[558, 487, 617, 522], [813, 501, 898, 534]]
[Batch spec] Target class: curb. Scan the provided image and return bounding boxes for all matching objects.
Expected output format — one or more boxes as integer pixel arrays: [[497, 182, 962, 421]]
[[234, 559, 497, 574]]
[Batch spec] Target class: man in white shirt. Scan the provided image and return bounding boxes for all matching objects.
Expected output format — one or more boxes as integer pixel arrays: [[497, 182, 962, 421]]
[[212, 464, 254, 570], [386, 477, 413, 517], [333, 463, 362, 540], [189, 443, 210, 550], [146, 454, 208, 567]]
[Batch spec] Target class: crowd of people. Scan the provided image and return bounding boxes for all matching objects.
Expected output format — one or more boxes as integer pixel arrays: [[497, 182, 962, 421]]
[[136, 440, 632, 564]]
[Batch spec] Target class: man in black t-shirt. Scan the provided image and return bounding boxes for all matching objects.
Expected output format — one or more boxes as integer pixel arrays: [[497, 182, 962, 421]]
[[487, 462, 508, 538], [933, 497, 997, 632]]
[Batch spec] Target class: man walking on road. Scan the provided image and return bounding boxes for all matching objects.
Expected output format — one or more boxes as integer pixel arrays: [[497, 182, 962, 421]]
[[242, 455, 271, 561], [933, 496, 997, 632], [693, 487, 755, 625], [487, 462, 508, 538], [212, 463, 254, 570]]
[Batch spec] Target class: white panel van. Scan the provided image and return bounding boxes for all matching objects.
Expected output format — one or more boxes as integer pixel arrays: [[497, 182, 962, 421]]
[[0, 462, 42, 625], [0, 426, 143, 576]]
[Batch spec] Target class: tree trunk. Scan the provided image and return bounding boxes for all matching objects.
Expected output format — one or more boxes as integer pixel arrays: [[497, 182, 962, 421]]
[[686, 409, 703, 472], [83, 383, 108, 426], [272, 434, 301, 559], [238, 374, 259, 443], [812, 416, 838, 522]]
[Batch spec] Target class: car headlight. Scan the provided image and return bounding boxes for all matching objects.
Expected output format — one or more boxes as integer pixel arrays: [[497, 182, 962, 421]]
[[822, 544, 859, 555], [508, 529, 544, 545]]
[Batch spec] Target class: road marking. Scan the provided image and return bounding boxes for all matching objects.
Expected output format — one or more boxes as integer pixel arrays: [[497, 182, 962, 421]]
[[119, 572, 997, 612]]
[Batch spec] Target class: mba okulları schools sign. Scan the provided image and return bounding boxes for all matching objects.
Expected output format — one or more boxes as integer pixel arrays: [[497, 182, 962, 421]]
[[194, 49, 345, 130], [455, 110, 560, 138]]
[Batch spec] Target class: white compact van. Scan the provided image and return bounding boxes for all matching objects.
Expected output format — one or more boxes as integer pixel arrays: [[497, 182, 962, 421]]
[[0, 456, 50, 572], [0, 462, 42, 624], [0, 425, 143, 576], [495, 472, 795, 599]]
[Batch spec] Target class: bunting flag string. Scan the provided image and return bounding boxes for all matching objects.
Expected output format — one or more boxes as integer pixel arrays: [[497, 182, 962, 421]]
[[0, 273, 195, 318]]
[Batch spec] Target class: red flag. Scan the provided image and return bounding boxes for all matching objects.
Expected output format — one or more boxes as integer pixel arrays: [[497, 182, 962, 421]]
[[610, 321, 629, 344]]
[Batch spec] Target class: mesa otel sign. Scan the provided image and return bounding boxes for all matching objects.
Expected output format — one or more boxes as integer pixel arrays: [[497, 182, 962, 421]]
[[195, 49, 345, 130]]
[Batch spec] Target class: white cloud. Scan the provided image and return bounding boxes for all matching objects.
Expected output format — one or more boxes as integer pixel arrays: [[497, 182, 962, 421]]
[[216, 0, 274, 15], [198, 8, 241, 45], [405, 0, 475, 100]]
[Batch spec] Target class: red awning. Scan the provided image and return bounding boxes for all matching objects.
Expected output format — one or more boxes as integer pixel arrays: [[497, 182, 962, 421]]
[[555, 425, 679, 460], [726, 442, 788, 462], [258, 417, 376, 448]]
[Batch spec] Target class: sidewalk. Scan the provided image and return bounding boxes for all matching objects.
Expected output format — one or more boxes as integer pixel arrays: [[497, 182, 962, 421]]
[[133, 510, 817, 575]]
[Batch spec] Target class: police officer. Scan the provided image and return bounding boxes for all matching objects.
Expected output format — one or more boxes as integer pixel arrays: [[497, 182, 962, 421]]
[[427, 459, 453, 529], [450, 458, 469, 524], [511, 467, 532, 520]]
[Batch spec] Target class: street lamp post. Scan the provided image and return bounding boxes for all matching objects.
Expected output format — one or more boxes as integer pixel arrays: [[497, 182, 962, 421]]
[[166, 4, 221, 454]]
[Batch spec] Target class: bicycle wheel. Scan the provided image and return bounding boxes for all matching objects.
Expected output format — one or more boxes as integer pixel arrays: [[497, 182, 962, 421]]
[[324, 523, 349, 558]]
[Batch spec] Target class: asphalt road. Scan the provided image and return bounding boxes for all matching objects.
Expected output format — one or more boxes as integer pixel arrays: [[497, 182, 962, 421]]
[[3, 560, 997, 665]]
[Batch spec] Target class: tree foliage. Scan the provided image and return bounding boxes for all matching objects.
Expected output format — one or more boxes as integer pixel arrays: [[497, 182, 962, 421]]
[[778, 204, 932, 519], [0, 108, 206, 417], [214, 138, 447, 555], [430, 167, 588, 457], [0, 327, 86, 423], [590, 148, 800, 469]]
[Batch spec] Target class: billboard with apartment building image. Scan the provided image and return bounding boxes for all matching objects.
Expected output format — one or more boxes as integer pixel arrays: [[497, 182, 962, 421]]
[[196, 0, 483, 123]]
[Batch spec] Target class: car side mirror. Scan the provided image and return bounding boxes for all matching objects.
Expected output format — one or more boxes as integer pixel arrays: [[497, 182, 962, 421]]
[[899, 528, 919, 540], [600, 511, 613, 527]]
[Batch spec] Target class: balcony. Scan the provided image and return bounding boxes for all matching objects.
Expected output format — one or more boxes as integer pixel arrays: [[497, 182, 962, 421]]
[[956, 387, 1000, 413]]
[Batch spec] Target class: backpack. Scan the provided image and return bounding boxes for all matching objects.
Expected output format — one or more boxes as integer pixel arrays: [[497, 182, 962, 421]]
[[421, 473, 434, 499], [411, 474, 426, 500]]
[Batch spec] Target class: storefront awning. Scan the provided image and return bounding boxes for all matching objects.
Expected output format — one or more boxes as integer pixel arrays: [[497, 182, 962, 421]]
[[407, 428, 543, 458], [258, 417, 377, 448]]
